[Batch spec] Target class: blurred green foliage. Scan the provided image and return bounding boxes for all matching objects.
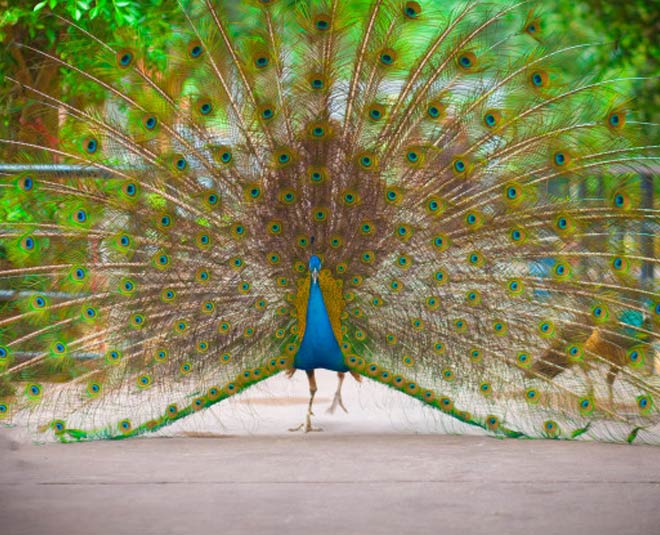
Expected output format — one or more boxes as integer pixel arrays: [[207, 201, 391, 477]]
[[551, 0, 659, 127], [1, 0, 657, 140]]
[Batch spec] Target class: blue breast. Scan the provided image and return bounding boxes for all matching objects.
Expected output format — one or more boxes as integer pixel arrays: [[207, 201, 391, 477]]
[[293, 280, 348, 372]]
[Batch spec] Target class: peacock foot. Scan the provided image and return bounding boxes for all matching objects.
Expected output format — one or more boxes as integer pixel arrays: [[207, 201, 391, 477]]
[[326, 390, 348, 414], [288, 413, 323, 433]]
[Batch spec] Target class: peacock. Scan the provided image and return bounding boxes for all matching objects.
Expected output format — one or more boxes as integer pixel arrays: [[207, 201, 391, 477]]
[[0, 0, 658, 444]]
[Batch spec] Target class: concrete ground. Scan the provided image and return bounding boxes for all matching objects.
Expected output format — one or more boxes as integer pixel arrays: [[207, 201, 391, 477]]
[[1, 371, 660, 534], [2, 433, 660, 534]]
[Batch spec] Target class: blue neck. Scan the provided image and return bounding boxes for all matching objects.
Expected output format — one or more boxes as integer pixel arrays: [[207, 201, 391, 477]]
[[293, 278, 347, 372]]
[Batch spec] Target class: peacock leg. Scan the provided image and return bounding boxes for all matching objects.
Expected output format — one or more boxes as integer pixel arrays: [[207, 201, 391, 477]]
[[326, 372, 348, 414], [606, 365, 619, 410], [289, 369, 323, 432]]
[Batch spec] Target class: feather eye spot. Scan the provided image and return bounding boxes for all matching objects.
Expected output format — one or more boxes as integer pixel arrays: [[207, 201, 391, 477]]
[[232, 224, 246, 238], [26, 383, 42, 398], [553, 152, 567, 166], [189, 44, 203, 58], [74, 209, 87, 223], [255, 56, 269, 68], [457, 51, 477, 71], [469, 349, 481, 362], [342, 191, 358, 205], [543, 420, 559, 438], [530, 70, 548, 88], [125, 182, 137, 196], [220, 151, 232, 164], [404, 1, 421, 18], [427, 105, 440, 118], [85, 138, 99, 154], [607, 111, 626, 129], [434, 270, 447, 284], [379, 49, 396, 66], [613, 193, 627, 208], [313, 208, 327, 222], [627, 348, 645, 368], [137, 375, 152, 389], [538, 320, 555, 337], [637, 395, 653, 414], [314, 16, 331, 31], [441, 368, 454, 381], [484, 110, 501, 128], [143, 115, 158, 131], [19, 175, 34, 192], [361, 251, 375, 264], [397, 255, 411, 268], [106, 349, 122, 364], [117, 50, 134, 68], [369, 108, 383, 121], [72, 267, 86, 281], [578, 398, 594, 415], [311, 78, 325, 90], [433, 234, 449, 252]]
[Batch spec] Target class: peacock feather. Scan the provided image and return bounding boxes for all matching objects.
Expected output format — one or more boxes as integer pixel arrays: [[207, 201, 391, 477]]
[[0, 0, 658, 443]]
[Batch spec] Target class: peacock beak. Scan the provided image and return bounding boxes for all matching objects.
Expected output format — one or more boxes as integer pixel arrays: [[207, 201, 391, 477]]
[[311, 267, 319, 284]]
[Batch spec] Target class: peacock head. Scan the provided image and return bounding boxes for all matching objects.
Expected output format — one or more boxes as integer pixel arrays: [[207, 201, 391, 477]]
[[309, 255, 321, 284]]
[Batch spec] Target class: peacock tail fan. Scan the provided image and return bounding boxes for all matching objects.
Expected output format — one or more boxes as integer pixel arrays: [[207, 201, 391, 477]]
[[0, 0, 658, 443]]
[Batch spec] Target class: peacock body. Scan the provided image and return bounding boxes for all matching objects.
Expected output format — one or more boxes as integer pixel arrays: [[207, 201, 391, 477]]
[[0, 0, 658, 443]]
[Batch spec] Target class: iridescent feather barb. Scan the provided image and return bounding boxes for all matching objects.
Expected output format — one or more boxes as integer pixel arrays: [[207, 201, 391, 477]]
[[0, 0, 658, 443]]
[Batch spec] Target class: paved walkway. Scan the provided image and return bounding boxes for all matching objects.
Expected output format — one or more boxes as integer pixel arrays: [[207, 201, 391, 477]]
[[1, 432, 659, 535]]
